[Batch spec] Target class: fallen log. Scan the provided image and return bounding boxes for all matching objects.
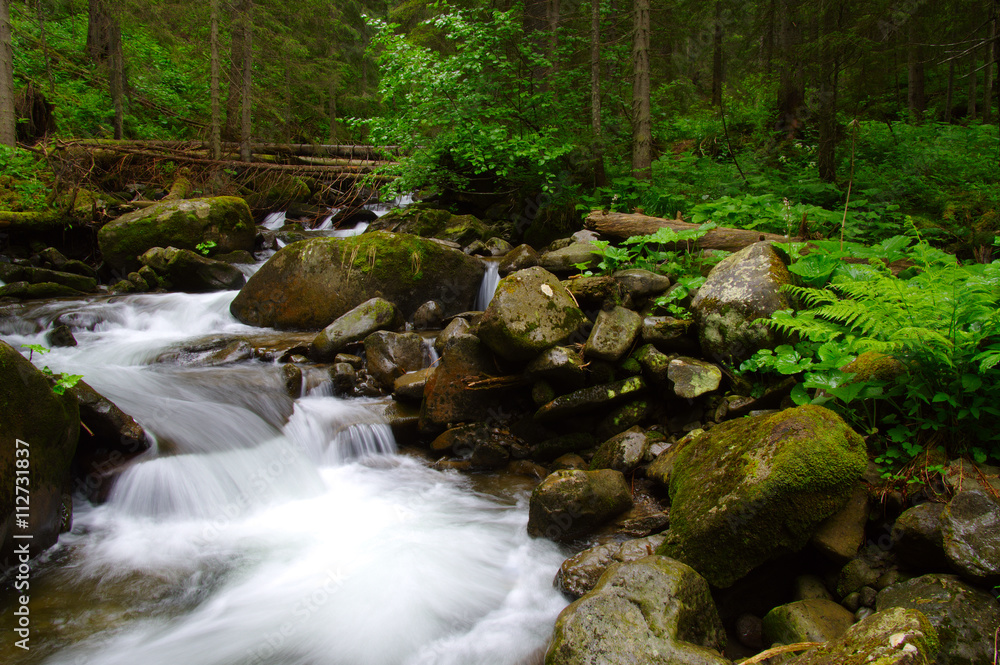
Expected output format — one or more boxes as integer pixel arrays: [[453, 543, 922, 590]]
[[0, 209, 70, 231], [61, 139, 400, 160], [585, 210, 794, 253]]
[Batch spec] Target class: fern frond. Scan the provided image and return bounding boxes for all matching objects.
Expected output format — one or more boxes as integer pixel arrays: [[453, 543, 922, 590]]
[[781, 285, 838, 308]]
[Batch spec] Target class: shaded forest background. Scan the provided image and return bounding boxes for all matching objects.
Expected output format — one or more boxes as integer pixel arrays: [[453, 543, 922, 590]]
[[0, 0, 997, 250]]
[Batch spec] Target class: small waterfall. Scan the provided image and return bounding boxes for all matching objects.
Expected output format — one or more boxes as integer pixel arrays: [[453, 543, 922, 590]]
[[261, 211, 286, 230], [330, 220, 370, 237], [475, 258, 501, 310], [315, 214, 335, 230]]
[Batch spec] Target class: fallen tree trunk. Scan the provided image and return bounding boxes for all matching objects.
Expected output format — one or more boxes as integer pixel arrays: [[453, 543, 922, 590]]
[[0, 209, 70, 231], [585, 210, 794, 253], [60, 139, 400, 160]]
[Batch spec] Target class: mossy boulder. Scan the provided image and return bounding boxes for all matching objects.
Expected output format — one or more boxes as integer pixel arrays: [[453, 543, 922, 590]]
[[691, 241, 792, 364], [656, 405, 867, 588], [584, 306, 642, 362], [0, 263, 98, 293], [230, 232, 485, 330], [762, 598, 856, 646], [535, 376, 646, 424], [940, 490, 1000, 585], [99, 196, 254, 272], [139, 247, 246, 292], [875, 574, 999, 665], [367, 205, 492, 245], [527, 469, 633, 542], [667, 356, 723, 399], [477, 267, 586, 361], [545, 555, 729, 665], [589, 426, 650, 473], [785, 607, 938, 665], [1, 341, 80, 559], [539, 241, 602, 274], [555, 534, 668, 599], [310, 297, 404, 361]]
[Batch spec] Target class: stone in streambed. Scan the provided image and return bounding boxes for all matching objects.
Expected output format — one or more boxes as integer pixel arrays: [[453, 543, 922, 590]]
[[584, 306, 642, 362], [612, 269, 671, 299], [940, 490, 1000, 585], [310, 297, 404, 361], [139, 247, 245, 292], [477, 267, 585, 361], [667, 356, 722, 399], [525, 345, 586, 391], [657, 405, 867, 588], [545, 556, 728, 665], [539, 241, 602, 274], [555, 534, 667, 599], [364, 331, 424, 391], [890, 502, 950, 572], [0, 263, 98, 293], [0, 341, 80, 556], [589, 426, 650, 474], [498, 244, 539, 276], [230, 232, 485, 330], [534, 376, 646, 424], [393, 367, 435, 403], [527, 469, 633, 542], [762, 598, 856, 646], [691, 241, 793, 364], [784, 607, 937, 665]]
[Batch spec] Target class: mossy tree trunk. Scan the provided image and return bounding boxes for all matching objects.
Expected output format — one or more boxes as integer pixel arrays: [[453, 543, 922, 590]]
[[631, 0, 651, 180], [0, 0, 13, 146]]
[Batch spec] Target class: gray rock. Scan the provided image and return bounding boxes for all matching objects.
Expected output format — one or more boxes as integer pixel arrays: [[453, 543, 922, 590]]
[[642, 315, 694, 348], [139, 246, 246, 292], [525, 346, 586, 391], [811, 483, 870, 563], [433, 317, 470, 354], [540, 241, 601, 274], [668, 356, 723, 399], [527, 469, 633, 542], [785, 607, 938, 665], [795, 574, 835, 601], [762, 598, 856, 646], [310, 297, 404, 361], [332, 363, 357, 395], [393, 367, 435, 403], [589, 426, 650, 474], [876, 573, 1000, 665], [613, 269, 672, 299], [412, 300, 444, 330], [485, 237, 514, 256], [46, 324, 77, 348], [633, 343, 673, 384], [421, 333, 511, 429], [498, 244, 540, 276], [363, 331, 424, 391], [584, 306, 642, 362], [555, 534, 668, 599], [0, 263, 98, 293], [691, 241, 793, 364], [892, 502, 950, 571], [941, 490, 1000, 584], [477, 267, 585, 361], [545, 556, 728, 665]]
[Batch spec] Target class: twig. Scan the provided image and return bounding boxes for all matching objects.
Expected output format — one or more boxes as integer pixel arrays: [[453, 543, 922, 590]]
[[739, 642, 823, 664], [840, 119, 859, 251]]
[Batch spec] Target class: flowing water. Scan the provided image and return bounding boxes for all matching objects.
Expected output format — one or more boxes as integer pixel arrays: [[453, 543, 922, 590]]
[[0, 283, 568, 664], [475, 259, 501, 311]]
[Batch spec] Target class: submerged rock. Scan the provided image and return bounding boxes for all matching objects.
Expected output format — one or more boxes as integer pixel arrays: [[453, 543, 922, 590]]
[[477, 267, 585, 361], [230, 232, 485, 330], [99, 196, 254, 271], [546, 556, 728, 665], [691, 241, 792, 364], [657, 405, 867, 588], [527, 469, 633, 542]]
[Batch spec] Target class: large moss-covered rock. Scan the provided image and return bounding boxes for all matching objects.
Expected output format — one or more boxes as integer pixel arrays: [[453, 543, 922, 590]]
[[657, 405, 867, 588], [139, 247, 246, 292], [367, 205, 492, 245], [528, 469, 633, 542], [691, 241, 792, 364], [1, 341, 80, 559], [876, 574, 1000, 665], [546, 555, 728, 665], [0, 263, 98, 293], [477, 267, 586, 361], [310, 297, 404, 360], [786, 607, 938, 665], [99, 196, 254, 271], [230, 232, 485, 330]]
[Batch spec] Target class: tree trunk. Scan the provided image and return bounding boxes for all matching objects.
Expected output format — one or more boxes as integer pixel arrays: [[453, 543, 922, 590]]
[[210, 0, 221, 160], [108, 1, 124, 140], [969, 53, 978, 120], [776, 0, 803, 139], [239, 0, 252, 162], [37, 0, 54, 93], [590, 0, 601, 137], [0, 0, 13, 146], [945, 60, 955, 122], [547, 0, 560, 68], [817, 0, 838, 182], [631, 0, 651, 180], [86, 0, 104, 61], [711, 0, 723, 107], [985, 11, 996, 124], [907, 19, 924, 121], [224, 4, 244, 142]]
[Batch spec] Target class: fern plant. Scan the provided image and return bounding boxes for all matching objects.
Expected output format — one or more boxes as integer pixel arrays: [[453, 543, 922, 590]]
[[745, 240, 1000, 468]]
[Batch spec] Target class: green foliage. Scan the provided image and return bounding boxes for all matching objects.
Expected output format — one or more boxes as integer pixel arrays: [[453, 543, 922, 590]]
[[20, 344, 83, 395], [741, 237, 1000, 471], [195, 240, 217, 256], [0, 147, 51, 210]]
